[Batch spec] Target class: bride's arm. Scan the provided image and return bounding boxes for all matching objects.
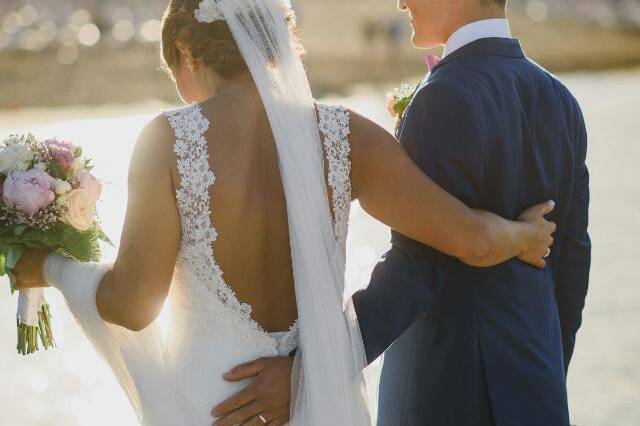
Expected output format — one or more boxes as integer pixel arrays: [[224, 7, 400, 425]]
[[94, 116, 181, 331], [14, 116, 181, 332], [348, 110, 555, 268]]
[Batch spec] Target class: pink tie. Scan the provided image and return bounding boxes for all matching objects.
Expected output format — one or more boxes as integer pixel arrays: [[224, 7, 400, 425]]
[[426, 54, 442, 71]]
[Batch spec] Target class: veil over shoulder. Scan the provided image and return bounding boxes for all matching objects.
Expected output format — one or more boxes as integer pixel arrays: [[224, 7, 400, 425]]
[[216, 0, 370, 423]]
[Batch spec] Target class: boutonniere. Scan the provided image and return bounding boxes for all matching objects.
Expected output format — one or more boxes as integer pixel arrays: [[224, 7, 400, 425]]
[[386, 82, 419, 122], [386, 54, 441, 122]]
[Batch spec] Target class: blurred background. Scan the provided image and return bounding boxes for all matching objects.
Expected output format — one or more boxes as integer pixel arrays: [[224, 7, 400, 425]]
[[1, 0, 639, 425], [0, 0, 640, 106]]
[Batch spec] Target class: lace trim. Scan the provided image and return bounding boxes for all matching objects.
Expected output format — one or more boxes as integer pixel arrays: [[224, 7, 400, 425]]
[[276, 320, 300, 355], [164, 104, 263, 335], [317, 104, 352, 243]]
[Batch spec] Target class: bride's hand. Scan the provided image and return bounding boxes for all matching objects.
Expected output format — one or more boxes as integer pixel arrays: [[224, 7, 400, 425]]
[[12, 248, 50, 290], [516, 201, 557, 268]]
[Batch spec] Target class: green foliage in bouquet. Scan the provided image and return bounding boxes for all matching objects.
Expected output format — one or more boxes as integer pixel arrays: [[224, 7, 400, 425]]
[[0, 222, 111, 354], [0, 222, 110, 278]]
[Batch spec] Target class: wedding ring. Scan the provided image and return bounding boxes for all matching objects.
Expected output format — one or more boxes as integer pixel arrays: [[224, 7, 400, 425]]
[[258, 413, 268, 424], [544, 248, 551, 258]]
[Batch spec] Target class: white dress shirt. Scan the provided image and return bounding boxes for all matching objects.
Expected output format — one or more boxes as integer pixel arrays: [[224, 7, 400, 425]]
[[443, 18, 513, 58]]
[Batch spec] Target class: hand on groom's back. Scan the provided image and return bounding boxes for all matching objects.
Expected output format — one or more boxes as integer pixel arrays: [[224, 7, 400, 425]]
[[212, 356, 293, 426]]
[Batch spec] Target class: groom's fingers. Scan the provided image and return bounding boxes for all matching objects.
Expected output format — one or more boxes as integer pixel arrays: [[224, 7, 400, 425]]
[[542, 199, 556, 215], [213, 387, 257, 417], [213, 401, 263, 426], [224, 358, 265, 381]]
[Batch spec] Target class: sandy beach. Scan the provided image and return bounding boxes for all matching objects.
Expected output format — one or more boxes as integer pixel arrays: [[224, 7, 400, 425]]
[[0, 69, 639, 426]]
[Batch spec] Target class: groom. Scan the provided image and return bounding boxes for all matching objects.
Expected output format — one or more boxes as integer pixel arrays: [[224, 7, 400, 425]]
[[212, 0, 590, 425]]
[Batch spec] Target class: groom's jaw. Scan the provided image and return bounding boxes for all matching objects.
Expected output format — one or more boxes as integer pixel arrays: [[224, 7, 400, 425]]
[[399, 0, 508, 50], [398, 0, 450, 49]]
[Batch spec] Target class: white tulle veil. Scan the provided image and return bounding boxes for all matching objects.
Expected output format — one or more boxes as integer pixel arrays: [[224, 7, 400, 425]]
[[210, 0, 371, 423]]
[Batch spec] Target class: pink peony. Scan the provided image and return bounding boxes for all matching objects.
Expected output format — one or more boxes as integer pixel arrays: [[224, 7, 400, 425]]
[[3, 169, 55, 215], [43, 139, 75, 170], [64, 189, 95, 231], [74, 169, 102, 203]]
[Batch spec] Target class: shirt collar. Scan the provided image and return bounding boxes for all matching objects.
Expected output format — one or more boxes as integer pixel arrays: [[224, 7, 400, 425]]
[[443, 18, 513, 58]]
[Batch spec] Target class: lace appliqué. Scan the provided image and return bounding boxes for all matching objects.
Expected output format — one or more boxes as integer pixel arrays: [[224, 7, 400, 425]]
[[317, 104, 352, 244], [165, 104, 260, 333]]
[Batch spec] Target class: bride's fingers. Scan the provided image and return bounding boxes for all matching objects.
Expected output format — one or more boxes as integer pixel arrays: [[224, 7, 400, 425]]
[[214, 401, 264, 426], [213, 386, 256, 417]]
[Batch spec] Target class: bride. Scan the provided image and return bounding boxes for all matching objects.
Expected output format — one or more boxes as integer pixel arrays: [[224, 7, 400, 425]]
[[13, 0, 555, 425]]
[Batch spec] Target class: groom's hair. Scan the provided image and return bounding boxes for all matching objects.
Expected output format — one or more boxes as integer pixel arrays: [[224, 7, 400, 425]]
[[161, 0, 303, 79]]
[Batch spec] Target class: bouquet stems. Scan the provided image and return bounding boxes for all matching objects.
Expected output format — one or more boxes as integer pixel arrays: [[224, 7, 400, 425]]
[[3, 247, 56, 355], [16, 303, 55, 355]]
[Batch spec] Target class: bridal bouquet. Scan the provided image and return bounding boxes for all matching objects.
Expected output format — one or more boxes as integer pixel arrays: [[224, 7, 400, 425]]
[[0, 134, 110, 355]]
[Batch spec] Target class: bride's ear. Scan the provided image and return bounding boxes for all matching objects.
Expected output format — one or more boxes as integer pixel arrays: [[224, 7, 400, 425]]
[[176, 40, 196, 72]]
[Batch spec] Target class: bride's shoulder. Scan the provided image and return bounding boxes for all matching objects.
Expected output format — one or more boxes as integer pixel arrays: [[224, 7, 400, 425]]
[[128, 113, 177, 173]]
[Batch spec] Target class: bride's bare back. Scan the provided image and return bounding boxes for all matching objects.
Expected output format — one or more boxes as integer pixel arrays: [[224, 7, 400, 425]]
[[185, 94, 297, 332]]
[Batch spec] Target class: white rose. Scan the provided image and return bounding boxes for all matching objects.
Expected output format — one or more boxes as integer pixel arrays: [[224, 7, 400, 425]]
[[54, 179, 72, 195], [64, 189, 95, 231], [70, 158, 84, 173], [34, 162, 47, 170], [56, 193, 69, 207], [0, 144, 32, 175]]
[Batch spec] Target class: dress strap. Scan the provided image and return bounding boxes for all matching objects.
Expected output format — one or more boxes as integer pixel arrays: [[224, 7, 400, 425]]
[[317, 104, 352, 243]]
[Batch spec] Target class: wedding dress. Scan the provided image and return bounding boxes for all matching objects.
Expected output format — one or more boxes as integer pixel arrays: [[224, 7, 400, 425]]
[[44, 0, 371, 424], [44, 102, 362, 425]]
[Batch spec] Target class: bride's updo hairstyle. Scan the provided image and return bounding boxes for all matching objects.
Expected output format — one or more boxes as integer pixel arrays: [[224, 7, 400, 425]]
[[161, 0, 302, 79]]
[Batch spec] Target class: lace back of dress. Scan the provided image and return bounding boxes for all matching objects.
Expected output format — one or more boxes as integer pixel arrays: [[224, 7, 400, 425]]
[[164, 104, 259, 331]]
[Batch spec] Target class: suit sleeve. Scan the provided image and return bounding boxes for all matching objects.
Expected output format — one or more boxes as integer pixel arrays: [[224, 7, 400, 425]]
[[353, 79, 485, 363], [555, 106, 591, 373]]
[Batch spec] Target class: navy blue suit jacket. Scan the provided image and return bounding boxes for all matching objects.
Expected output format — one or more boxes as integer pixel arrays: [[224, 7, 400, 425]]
[[353, 38, 590, 425]]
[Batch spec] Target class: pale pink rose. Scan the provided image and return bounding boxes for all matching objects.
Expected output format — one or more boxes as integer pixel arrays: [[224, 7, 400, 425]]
[[74, 169, 102, 203], [387, 92, 398, 119], [3, 169, 55, 215], [43, 139, 75, 171], [64, 189, 95, 231]]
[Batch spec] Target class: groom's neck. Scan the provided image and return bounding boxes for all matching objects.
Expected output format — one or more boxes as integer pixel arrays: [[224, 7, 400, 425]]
[[443, 4, 507, 42]]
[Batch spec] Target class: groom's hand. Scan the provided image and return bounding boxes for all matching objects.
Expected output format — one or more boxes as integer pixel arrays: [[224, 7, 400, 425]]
[[212, 356, 293, 426]]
